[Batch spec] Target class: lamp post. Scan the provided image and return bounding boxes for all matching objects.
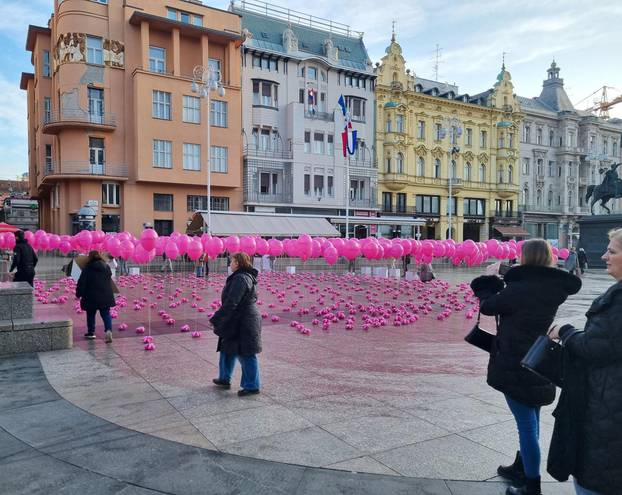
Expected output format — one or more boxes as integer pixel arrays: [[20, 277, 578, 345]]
[[192, 65, 225, 235], [439, 116, 462, 240]]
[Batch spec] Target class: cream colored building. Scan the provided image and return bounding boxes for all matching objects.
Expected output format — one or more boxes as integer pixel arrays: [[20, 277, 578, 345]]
[[375, 35, 524, 241], [22, 0, 244, 235]]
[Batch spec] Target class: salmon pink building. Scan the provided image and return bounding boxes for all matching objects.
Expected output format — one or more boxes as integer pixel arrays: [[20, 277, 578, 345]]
[[22, 0, 244, 235]]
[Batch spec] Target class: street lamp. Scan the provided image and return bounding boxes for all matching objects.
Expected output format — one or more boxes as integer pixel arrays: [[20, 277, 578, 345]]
[[192, 65, 225, 235], [439, 116, 462, 240]]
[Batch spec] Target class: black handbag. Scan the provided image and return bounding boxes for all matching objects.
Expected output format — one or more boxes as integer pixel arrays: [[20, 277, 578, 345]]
[[464, 312, 497, 353], [521, 335, 564, 387]]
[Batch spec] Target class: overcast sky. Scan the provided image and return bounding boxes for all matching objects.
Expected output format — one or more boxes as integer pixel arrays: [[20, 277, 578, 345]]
[[1, 0, 621, 180]]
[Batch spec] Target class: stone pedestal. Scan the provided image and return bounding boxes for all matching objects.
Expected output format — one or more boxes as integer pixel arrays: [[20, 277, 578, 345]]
[[0, 282, 33, 321], [0, 318, 73, 357], [578, 214, 622, 268]]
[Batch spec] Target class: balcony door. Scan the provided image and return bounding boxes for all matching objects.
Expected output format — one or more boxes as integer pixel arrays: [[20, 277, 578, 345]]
[[88, 88, 104, 124], [89, 137, 105, 174]]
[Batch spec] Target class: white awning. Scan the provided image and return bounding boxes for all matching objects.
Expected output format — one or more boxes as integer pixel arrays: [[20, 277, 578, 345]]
[[330, 216, 427, 226], [188, 211, 340, 237]]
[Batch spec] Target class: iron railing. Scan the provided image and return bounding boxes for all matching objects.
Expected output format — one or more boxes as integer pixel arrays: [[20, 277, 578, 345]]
[[43, 110, 116, 127]]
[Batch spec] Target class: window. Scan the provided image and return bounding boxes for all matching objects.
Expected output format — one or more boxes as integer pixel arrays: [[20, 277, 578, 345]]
[[152, 90, 171, 119], [89, 137, 105, 174], [183, 95, 200, 123], [153, 193, 173, 211], [154, 220, 173, 236], [210, 100, 228, 127], [86, 36, 103, 65], [479, 164, 486, 182], [558, 165, 562, 177], [480, 130, 487, 148], [350, 180, 365, 200], [42, 50, 50, 77], [433, 159, 441, 178], [466, 128, 473, 146], [548, 161, 555, 177], [45, 144, 53, 173], [192, 14, 203, 26], [88, 87, 104, 123], [536, 128, 542, 145], [307, 67, 317, 80], [321, 70, 327, 82], [385, 157, 392, 173], [253, 55, 262, 68], [313, 174, 324, 196], [536, 190, 542, 206], [304, 131, 311, 153], [549, 130, 554, 147], [522, 158, 529, 175], [498, 134, 505, 148], [319, 92, 326, 112], [614, 140, 619, 157], [208, 58, 221, 82], [183, 143, 201, 171], [495, 199, 503, 215], [327, 175, 334, 197], [382, 192, 392, 212], [417, 121, 425, 139], [298, 88, 305, 104], [449, 160, 456, 179], [345, 97, 366, 121], [181, 12, 190, 23], [446, 197, 457, 215], [450, 126, 459, 145], [523, 125, 531, 143], [210, 146, 228, 173], [259, 129, 271, 150], [416, 157, 425, 176], [505, 200, 513, 215], [313, 132, 324, 154], [211, 197, 229, 211], [567, 161, 573, 177], [509, 133, 514, 148], [304, 174, 311, 195], [522, 187, 529, 205], [396, 193, 407, 213], [396, 115, 404, 133], [187, 195, 207, 211], [464, 162, 472, 181], [508, 165, 514, 183], [435, 123, 442, 140], [463, 198, 485, 216], [537, 159, 543, 176], [327, 134, 334, 155], [396, 153, 404, 174], [386, 118, 392, 133], [415, 195, 440, 214], [153, 139, 172, 168], [44, 97, 51, 123], [252, 80, 278, 108], [603, 137, 609, 155], [167, 8, 177, 19], [497, 167, 504, 183], [102, 183, 120, 206], [260, 172, 280, 195], [149, 47, 166, 73]]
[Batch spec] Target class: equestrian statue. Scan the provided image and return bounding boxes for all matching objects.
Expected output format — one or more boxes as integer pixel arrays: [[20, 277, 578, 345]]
[[586, 162, 622, 214]]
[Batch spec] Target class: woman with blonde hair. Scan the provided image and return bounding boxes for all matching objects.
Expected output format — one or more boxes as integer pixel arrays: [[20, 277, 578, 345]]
[[470, 239, 581, 495]]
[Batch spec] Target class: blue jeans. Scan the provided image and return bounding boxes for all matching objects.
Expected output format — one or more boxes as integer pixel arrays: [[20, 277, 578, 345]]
[[218, 352, 260, 391], [86, 308, 112, 334], [574, 478, 602, 495], [505, 395, 541, 478]]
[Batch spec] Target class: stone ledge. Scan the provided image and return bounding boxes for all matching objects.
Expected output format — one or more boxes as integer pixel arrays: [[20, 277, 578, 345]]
[[0, 320, 73, 357], [0, 281, 33, 295]]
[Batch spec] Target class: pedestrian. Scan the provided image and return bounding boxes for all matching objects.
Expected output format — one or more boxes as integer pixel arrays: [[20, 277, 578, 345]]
[[117, 256, 128, 276], [547, 228, 622, 495], [9, 230, 38, 287], [577, 248, 588, 276], [564, 248, 578, 275], [76, 250, 116, 342], [195, 254, 205, 277], [160, 253, 173, 273], [209, 252, 262, 396], [470, 239, 581, 495], [106, 254, 118, 279], [402, 254, 411, 277], [419, 262, 435, 282]]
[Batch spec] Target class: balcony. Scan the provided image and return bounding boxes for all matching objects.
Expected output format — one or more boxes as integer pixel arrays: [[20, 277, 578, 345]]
[[349, 197, 377, 209], [490, 210, 520, 222], [244, 146, 293, 160], [43, 161, 128, 179], [495, 182, 519, 199], [380, 206, 416, 217], [382, 172, 409, 191], [42, 111, 116, 134], [446, 178, 464, 192], [245, 190, 294, 204], [519, 204, 564, 214], [304, 110, 334, 122], [556, 146, 585, 155]]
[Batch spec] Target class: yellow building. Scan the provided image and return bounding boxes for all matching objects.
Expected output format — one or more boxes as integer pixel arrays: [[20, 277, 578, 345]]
[[375, 35, 524, 241]]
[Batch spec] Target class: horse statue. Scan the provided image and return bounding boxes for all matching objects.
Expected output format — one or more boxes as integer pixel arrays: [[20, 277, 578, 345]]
[[586, 163, 622, 214]]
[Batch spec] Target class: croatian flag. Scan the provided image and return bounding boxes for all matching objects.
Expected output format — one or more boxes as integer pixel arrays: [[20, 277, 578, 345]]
[[338, 94, 357, 157], [308, 88, 317, 110]]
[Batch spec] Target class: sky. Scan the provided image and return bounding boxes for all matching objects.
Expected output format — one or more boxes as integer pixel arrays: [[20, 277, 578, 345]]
[[1, 0, 621, 180]]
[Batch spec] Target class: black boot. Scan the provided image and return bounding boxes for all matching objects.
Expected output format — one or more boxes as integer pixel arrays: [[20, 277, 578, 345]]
[[498, 451, 525, 484], [506, 476, 541, 495]]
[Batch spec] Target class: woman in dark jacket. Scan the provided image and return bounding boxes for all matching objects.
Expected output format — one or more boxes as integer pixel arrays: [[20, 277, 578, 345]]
[[76, 250, 116, 342], [210, 252, 262, 397], [10, 230, 38, 287], [548, 228, 622, 495], [471, 239, 581, 495]]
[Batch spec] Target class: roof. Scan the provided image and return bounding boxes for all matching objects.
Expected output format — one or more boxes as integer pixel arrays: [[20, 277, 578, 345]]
[[516, 95, 556, 115], [539, 78, 575, 112], [414, 77, 459, 94], [234, 8, 372, 72], [128, 12, 243, 42], [188, 212, 340, 237], [20, 72, 34, 91], [25, 25, 51, 52], [494, 226, 530, 238]]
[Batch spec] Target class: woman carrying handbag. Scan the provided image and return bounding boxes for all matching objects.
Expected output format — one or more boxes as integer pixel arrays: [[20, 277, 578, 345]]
[[470, 239, 581, 495]]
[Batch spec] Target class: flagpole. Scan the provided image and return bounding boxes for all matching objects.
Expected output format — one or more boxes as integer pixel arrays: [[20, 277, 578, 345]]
[[346, 154, 350, 239]]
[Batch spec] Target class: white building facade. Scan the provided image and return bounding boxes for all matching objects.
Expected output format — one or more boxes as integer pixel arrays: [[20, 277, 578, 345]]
[[232, 1, 377, 237]]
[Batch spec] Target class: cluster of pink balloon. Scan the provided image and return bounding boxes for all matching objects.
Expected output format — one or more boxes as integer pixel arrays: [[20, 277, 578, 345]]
[[0, 229, 570, 265]]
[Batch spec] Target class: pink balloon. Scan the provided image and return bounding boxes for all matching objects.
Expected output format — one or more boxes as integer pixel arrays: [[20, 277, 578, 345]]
[[108, 238, 121, 257], [239, 236, 257, 256], [390, 243, 404, 258], [362, 241, 379, 259], [224, 236, 240, 253], [175, 234, 190, 255], [59, 240, 72, 255], [342, 239, 361, 261], [433, 242, 446, 258], [255, 238, 269, 256], [140, 228, 158, 251], [119, 240, 134, 260], [187, 239, 203, 261], [311, 240, 322, 258], [155, 237, 167, 256], [164, 241, 180, 260], [324, 247, 338, 265], [558, 248, 569, 260], [206, 236, 224, 258]]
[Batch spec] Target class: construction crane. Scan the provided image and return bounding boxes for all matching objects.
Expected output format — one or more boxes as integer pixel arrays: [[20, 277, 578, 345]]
[[575, 86, 622, 119]]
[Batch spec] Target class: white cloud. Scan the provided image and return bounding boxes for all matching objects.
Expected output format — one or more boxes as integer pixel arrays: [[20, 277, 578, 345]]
[[0, 75, 28, 179], [0, 0, 50, 40]]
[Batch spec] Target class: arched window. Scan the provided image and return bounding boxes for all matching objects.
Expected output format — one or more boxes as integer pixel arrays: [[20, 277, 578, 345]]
[[479, 164, 486, 182], [385, 156, 392, 173], [497, 167, 504, 183], [450, 160, 457, 179], [547, 189, 553, 206], [536, 189, 542, 206], [537, 159, 543, 176], [549, 130, 554, 147], [508, 165, 514, 184], [464, 162, 472, 181], [416, 157, 425, 176], [386, 117, 392, 133], [433, 159, 441, 178], [522, 187, 529, 205], [396, 153, 404, 174]]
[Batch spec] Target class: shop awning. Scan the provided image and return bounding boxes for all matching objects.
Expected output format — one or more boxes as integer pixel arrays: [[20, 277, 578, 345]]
[[494, 225, 531, 237], [188, 212, 340, 237], [0, 222, 19, 233], [330, 216, 426, 226]]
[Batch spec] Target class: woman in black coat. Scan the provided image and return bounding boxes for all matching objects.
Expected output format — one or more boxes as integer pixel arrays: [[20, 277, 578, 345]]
[[548, 228, 622, 495], [76, 250, 116, 342], [210, 252, 262, 396], [10, 230, 38, 287], [471, 239, 581, 495]]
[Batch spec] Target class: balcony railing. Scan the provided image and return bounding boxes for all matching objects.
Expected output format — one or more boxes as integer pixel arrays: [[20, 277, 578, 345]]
[[519, 204, 564, 214], [349, 197, 377, 209], [304, 110, 334, 121], [245, 190, 294, 204], [43, 161, 128, 178], [556, 146, 585, 155], [43, 110, 117, 128], [380, 206, 416, 216], [447, 178, 463, 187], [490, 210, 520, 220], [244, 146, 293, 160]]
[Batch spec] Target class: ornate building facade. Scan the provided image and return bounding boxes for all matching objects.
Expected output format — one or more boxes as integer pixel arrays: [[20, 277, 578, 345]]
[[518, 62, 622, 248], [375, 35, 523, 241]]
